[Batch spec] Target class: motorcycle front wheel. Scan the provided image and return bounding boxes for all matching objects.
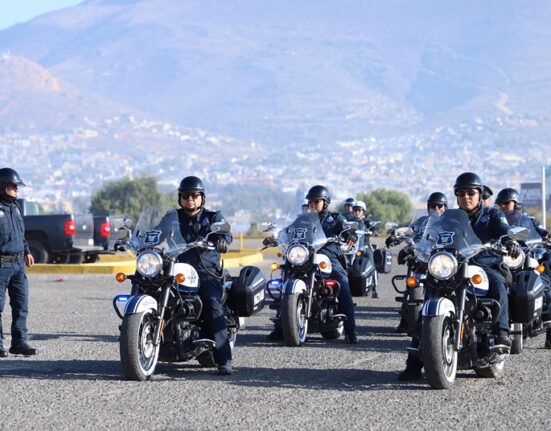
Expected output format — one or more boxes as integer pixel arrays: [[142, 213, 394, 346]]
[[281, 293, 308, 347], [422, 315, 458, 389], [120, 310, 160, 381]]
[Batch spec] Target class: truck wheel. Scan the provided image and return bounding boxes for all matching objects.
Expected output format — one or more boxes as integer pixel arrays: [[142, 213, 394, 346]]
[[69, 253, 84, 264], [28, 240, 49, 264]]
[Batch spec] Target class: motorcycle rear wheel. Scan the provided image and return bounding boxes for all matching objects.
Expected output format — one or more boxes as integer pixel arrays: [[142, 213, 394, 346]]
[[350, 276, 368, 296], [281, 293, 308, 346], [120, 310, 160, 381], [510, 322, 523, 355], [422, 315, 458, 389]]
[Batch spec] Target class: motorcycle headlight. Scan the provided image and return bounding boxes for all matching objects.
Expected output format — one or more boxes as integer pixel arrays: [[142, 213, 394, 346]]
[[286, 244, 309, 266], [428, 252, 458, 280], [136, 251, 163, 278], [503, 249, 525, 270]]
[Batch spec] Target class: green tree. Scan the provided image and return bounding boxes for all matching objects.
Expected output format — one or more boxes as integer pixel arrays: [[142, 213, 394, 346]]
[[357, 189, 413, 227], [90, 175, 163, 223]]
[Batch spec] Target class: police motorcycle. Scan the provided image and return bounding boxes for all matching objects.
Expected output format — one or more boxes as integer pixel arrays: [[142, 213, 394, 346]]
[[503, 209, 548, 354], [345, 221, 378, 297], [410, 209, 528, 389], [112, 206, 265, 381], [386, 224, 427, 337], [263, 211, 354, 346]]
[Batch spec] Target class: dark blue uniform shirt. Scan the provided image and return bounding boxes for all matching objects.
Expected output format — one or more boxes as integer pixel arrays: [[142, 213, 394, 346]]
[[468, 205, 510, 267], [175, 208, 232, 275], [0, 201, 29, 256], [318, 211, 349, 263]]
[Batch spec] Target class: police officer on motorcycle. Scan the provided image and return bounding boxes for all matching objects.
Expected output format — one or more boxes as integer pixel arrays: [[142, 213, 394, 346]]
[[174, 176, 234, 375], [266, 186, 359, 344], [482, 185, 494, 207], [496, 187, 551, 348], [388, 191, 447, 333], [342, 197, 356, 221], [353, 200, 379, 298], [398, 173, 519, 380], [0, 167, 37, 357]]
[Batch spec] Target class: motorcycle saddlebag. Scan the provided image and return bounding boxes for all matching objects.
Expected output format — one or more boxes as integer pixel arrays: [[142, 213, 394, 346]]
[[351, 255, 373, 278], [374, 248, 392, 274], [228, 266, 266, 317], [509, 270, 545, 324]]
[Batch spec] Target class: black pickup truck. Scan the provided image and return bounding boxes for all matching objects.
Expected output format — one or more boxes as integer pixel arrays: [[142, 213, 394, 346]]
[[17, 199, 104, 264]]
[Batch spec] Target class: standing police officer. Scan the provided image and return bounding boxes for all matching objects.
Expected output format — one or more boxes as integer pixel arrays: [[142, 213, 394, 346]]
[[0, 167, 37, 357], [174, 176, 233, 375]]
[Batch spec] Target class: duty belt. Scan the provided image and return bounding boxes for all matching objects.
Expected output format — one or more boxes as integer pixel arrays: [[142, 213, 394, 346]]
[[0, 252, 24, 262]]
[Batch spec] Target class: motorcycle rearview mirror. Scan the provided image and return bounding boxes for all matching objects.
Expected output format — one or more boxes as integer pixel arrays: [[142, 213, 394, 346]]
[[261, 221, 276, 232], [395, 227, 414, 239], [110, 216, 133, 233], [506, 226, 529, 242], [210, 221, 231, 233], [385, 221, 398, 233]]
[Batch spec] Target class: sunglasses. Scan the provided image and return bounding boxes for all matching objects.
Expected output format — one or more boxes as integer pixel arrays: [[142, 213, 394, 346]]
[[309, 199, 324, 205], [180, 192, 202, 200], [455, 190, 479, 198], [428, 204, 444, 209], [498, 201, 512, 206]]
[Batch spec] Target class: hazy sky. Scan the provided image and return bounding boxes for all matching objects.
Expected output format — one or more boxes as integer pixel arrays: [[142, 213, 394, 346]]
[[0, 0, 84, 30]]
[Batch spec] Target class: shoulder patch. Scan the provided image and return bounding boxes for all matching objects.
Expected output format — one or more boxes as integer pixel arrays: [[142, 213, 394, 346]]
[[500, 216, 509, 225]]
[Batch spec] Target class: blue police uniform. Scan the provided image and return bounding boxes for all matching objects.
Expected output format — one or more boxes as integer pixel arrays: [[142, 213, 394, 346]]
[[468, 205, 511, 332], [0, 200, 31, 348], [318, 210, 357, 336], [175, 207, 233, 366]]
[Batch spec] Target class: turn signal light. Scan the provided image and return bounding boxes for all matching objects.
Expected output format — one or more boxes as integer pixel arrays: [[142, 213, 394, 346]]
[[175, 273, 186, 284], [356, 251, 362, 257], [471, 274, 483, 285], [115, 273, 126, 282], [319, 261, 328, 270], [271, 263, 279, 271], [406, 276, 417, 288], [536, 264, 545, 274]]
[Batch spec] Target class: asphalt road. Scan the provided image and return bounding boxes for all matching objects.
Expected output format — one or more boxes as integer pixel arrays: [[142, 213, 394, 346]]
[[1, 246, 550, 430]]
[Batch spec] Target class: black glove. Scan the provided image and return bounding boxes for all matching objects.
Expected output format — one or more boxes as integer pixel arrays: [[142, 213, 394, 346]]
[[263, 236, 278, 247], [346, 231, 358, 244], [397, 247, 414, 265], [215, 237, 229, 253], [385, 235, 399, 248], [504, 239, 521, 259], [114, 239, 126, 252]]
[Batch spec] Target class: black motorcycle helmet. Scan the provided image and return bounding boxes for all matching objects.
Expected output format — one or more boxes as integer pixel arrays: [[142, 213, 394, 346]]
[[0, 167, 26, 202], [496, 188, 522, 208], [453, 172, 483, 192], [482, 185, 493, 200], [426, 192, 448, 208], [306, 185, 331, 210], [344, 197, 355, 212], [178, 176, 205, 207]]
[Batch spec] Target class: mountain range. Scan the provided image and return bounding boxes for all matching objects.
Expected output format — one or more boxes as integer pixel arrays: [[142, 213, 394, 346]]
[[1, 0, 551, 144]]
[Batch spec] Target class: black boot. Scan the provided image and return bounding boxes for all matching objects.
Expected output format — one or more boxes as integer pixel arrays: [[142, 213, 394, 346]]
[[398, 364, 423, 381], [545, 330, 551, 349], [0, 343, 7, 358], [395, 318, 407, 333], [494, 330, 512, 349], [216, 360, 232, 376], [345, 331, 359, 344], [9, 341, 38, 356]]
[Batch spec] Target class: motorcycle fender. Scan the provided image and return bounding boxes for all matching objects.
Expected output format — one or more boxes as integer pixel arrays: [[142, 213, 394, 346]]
[[171, 262, 200, 288], [467, 265, 489, 296], [422, 297, 455, 318], [314, 254, 332, 274], [124, 294, 158, 315], [283, 278, 307, 295]]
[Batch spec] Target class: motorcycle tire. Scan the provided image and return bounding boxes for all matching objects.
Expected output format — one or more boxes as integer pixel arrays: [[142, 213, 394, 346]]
[[474, 360, 505, 378], [421, 314, 458, 389], [510, 322, 523, 355], [350, 277, 368, 297], [120, 310, 160, 381], [281, 293, 308, 347]]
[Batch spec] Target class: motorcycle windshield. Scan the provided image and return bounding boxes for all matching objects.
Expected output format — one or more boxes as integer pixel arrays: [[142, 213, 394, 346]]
[[504, 209, 542, 246], [415, 209, 482, 262], [128, 206, 187, 257], [278, 211, 328, 251]]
